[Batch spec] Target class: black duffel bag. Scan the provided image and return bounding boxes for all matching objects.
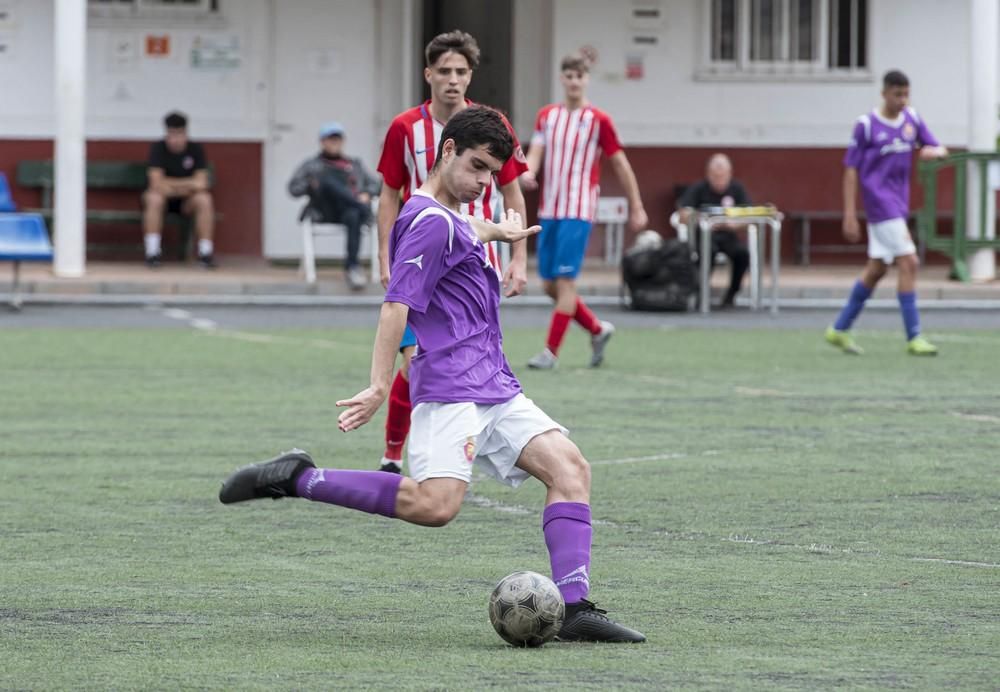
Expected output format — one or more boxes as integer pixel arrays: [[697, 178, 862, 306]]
[[622, 238, 698, 312]]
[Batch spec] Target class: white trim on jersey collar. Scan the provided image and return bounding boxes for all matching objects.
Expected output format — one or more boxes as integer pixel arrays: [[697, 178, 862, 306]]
[[411, 189, 465, 221], [871, 109, 905, 128]]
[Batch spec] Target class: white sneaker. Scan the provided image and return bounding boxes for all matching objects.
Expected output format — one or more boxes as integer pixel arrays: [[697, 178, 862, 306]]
[[527, 348, 558, 370], [346, 266, 366, 291], [590, 321, 615, 367]]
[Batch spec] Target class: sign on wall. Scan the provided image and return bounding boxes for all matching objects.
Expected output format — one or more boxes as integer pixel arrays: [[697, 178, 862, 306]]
[[190, 34, 241, 71]]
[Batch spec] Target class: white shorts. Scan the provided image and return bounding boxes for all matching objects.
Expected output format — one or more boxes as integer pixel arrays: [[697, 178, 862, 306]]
[[868, 218, 916, 261], [407, 393, 567, 488]]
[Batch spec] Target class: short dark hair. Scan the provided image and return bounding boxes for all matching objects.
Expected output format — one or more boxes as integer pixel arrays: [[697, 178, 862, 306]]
[[560, 53, 590, 74], [164, 111, 188, 129], [425, 30, 480, 70], [883, 70, 909, 89], [434, 107, 513, 169]]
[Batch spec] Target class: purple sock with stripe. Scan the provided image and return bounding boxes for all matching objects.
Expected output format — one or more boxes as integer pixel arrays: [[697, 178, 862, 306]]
[[543, 502, 592, 605], [898, 291, 920, 340], [295, 468, 402, 518], [834, 280, 871, 331]]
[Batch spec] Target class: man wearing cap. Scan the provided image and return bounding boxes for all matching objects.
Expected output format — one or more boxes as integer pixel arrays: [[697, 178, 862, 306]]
[[288, 121, 381, 289]]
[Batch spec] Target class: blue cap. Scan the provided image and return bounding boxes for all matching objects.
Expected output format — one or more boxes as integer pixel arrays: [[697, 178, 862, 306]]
[[318, 121, 345, 139]]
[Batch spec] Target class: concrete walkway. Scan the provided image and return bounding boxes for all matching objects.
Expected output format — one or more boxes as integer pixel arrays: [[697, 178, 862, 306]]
[[4, 257, 1000, 307]]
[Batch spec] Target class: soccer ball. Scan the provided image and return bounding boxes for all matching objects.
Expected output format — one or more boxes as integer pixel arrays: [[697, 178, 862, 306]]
[[488, 571, 565, 647]]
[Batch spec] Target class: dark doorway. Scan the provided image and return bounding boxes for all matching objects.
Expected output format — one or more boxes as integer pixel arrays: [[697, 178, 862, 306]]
[[421, 0, 513, 117]]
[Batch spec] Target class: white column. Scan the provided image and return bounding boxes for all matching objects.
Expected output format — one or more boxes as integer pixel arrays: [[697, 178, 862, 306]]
[[401, 0, 415, 108], [967, 0, 998, 281], [53, 0, 87, 278]]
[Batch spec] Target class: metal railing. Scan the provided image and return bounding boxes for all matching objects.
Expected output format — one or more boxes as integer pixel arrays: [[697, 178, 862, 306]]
[[916, 151, 1000, 282]]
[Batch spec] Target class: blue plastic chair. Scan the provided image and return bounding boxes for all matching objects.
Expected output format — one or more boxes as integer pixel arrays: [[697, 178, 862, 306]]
[[0, 172, 15, 212], [0, 213, 54, 309]]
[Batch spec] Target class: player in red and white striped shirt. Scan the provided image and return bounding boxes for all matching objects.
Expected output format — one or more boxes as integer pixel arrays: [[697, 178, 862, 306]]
[[374, 30, 529, 473], [521, 53, 647, 370]]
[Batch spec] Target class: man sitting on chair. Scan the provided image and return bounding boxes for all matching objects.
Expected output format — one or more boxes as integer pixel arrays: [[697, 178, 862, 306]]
[[288, 122, 380, 290], [143, 111, 217, 269], [677, 153, 751, 308]]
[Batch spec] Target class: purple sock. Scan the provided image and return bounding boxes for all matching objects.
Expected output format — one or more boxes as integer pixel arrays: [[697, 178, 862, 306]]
[[898, 291, 920, 340], [542, 502, 592, 605], [834, 280, 871, 331], [295, 468, 402, 518]]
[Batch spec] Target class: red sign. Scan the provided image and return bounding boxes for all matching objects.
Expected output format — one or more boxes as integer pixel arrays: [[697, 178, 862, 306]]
[[146, 35, 170, 57]]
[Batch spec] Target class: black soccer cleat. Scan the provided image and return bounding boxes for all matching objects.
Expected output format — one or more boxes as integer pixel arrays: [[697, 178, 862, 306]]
[[378, 459, 403, 474], [219, 449, 315, 504], [556, 599, 646, 643]]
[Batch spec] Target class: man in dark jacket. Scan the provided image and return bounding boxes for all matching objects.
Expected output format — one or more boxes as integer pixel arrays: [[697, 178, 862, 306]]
[[288, 122, 380, 289], [677, 153, 752, 307]]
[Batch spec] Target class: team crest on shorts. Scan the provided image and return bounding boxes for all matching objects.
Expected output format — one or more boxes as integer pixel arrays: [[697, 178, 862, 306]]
[[463, 436, 476, 463]]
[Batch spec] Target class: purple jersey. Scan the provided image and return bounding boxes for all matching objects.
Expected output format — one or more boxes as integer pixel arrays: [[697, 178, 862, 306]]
[[843, 107, 939, 224], [384, 191, 522, 406]]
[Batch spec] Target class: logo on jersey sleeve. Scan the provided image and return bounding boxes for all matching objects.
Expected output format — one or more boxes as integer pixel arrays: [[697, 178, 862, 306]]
[[403, 254, 424, 270]]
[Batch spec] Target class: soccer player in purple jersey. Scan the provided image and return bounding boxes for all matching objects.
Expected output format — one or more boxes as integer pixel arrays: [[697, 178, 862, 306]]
[[826, 70, 948, 356], [219, 107, 645, 644]]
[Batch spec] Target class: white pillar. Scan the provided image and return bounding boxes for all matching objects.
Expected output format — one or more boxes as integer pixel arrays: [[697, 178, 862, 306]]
[[967, 0, 998, 281], [401, 0, 415, 108], [53, 0, 87, 278]]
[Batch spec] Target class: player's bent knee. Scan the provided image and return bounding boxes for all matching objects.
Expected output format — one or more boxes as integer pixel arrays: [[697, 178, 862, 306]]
[[191, 191, 213, 210], [143, 191, 165, 209], [415, 498, 462, 527]]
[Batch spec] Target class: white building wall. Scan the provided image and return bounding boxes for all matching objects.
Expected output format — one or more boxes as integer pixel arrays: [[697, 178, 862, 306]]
[[549, 0, 977, 147], [0, 0, 271, 141]]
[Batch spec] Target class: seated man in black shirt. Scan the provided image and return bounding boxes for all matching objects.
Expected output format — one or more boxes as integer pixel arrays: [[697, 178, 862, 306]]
[[143, 111, 216, 268], [287, 121, 379, 290], [677, 153, 751, 307]]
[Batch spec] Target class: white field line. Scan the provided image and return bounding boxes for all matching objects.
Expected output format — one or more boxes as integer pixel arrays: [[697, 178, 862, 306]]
[[608, 371, 801, 399], [203, 328, 367, 352], [156, 306, 369, 352], [910, 557, 1000, 568], [950, 411, 1000, 424], [733, 386, 797, 398]]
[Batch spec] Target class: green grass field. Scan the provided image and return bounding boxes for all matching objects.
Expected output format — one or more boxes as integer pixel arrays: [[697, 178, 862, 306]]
[[2, 322, 998, 690]]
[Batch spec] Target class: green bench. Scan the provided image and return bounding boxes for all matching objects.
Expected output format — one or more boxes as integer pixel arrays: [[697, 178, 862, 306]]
[[15, 160, 214, 260]]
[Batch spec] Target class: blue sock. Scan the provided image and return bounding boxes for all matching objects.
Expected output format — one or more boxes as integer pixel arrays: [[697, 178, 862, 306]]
[[833, 280, 871, 331], [898, 291, 920, 340]]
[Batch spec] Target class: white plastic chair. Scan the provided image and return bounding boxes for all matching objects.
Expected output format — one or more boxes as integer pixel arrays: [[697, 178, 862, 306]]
[[300, 198, 379, 285]]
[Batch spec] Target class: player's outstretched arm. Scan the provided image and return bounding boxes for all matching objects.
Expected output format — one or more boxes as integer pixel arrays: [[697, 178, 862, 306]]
[[377, 186, 402, 289], [919, 145, 948, 160], [842, 167, 861, 242], [468, 210, 541, 244], [336, 301, 409, 432], [609, 151, 648, 232]]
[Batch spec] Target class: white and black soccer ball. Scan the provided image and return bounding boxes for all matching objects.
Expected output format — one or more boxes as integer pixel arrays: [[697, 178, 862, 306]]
[[488, 571, 565, 647]]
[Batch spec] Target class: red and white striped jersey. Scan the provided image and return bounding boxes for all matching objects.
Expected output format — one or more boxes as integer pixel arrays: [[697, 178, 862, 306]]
[[531, 103, 623, 222], [377, 100, 527, 272]]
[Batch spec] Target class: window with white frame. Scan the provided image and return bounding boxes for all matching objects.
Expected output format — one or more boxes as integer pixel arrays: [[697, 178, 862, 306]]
[[704, 0, 868, 78]]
